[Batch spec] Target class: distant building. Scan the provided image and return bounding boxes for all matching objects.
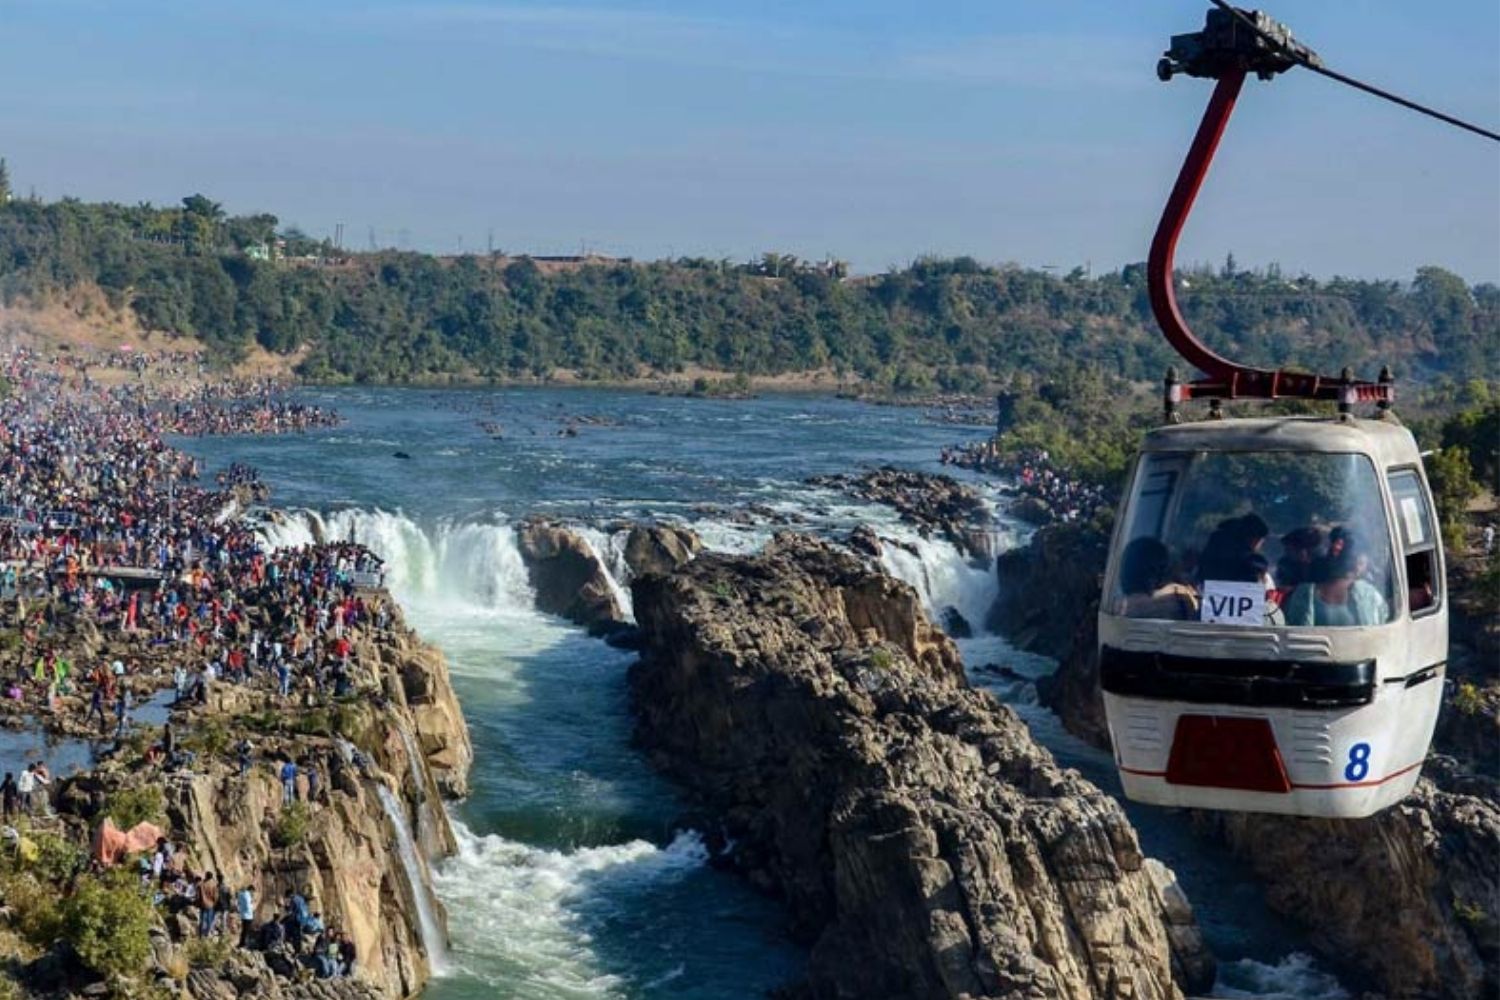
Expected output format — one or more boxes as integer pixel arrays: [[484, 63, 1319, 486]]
[[245, 243, 271, 261]]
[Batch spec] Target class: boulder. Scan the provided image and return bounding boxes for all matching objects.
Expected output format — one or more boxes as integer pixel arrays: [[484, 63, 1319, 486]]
[[630, 533, 1209, 999], [515, 519, 625, 634], [622, 524, 701, 578], [991, 520, 1111, 751], [940, 605, 973, 638], [845, 524, 883, 558]]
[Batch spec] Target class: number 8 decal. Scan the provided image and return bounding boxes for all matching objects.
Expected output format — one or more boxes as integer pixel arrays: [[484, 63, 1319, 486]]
[[1344, 742, 1371, 782]]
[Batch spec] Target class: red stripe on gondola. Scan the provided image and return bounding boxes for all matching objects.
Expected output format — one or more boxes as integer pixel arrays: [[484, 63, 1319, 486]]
[[1119, 758, 1424, 790]]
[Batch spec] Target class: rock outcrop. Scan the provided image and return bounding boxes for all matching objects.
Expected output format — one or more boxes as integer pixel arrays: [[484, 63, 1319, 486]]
[[991, 520, 1111, 749], [630, 534, 1211, 999], [808, 466, 996, 557], [515, 518, 626, 633], [89, 601, 471, 1000], [1196, 763, 1499, 1000], [356, 609, 474, 803], [622, 523, 701, 578]]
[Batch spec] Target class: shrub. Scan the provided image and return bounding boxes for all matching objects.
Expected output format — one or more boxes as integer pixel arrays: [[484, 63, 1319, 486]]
[[332, 703, 368, 742], [105, 785, 165, 829], [1452, 681, 1486, 717], [869, 647, 894, 670], [291, 709, 332, 738], [271, 802, 310, 848], [59, 871, 154, 980], [0, 873, 64, 948], [186, 717, 233, 758], [26, 830, 85, 883]]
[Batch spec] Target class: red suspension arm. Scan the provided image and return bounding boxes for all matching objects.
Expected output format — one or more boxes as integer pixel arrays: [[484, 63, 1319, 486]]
[[1149, 70, 1248, 384], [1147, 68, 1392, 406]]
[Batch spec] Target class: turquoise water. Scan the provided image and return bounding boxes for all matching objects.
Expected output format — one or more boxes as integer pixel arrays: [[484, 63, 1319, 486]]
[[177, 387, 1346, 1000]]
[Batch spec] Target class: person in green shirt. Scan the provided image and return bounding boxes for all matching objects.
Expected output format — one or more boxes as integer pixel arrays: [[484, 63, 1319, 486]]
[[1282, 534, 1388, 627]]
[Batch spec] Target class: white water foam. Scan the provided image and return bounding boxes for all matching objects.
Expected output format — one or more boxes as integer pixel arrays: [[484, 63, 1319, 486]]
[[1214, 953, 1350, 999], [431, 819, 709, 995], [876, 527, 998, 635], [575, 526, 634, 622]]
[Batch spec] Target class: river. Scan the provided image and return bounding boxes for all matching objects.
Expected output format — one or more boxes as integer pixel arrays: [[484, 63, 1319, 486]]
[[175, 386, 1348, 1000]]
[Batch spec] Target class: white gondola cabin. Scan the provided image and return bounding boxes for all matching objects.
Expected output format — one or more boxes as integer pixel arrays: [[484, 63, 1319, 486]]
[[1098, 417, 1446, 817]]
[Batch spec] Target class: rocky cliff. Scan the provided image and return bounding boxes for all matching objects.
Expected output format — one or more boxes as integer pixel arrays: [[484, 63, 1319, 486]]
[[49, 601, 474, 1000], [808, 467, 998, 557], [630, 534, 1212, 999], [1195, 763, 1499, 999]]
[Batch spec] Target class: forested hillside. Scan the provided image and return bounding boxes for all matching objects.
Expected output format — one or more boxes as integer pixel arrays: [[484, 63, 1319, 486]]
[[0, 190, 1495, 389]]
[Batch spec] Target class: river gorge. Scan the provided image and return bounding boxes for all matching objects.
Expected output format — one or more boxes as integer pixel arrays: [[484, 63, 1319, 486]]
[[179, 385, 1360, 1000]]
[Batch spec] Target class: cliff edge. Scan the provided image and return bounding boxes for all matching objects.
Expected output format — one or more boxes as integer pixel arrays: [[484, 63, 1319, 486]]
[[630, 533, 1211, 999]]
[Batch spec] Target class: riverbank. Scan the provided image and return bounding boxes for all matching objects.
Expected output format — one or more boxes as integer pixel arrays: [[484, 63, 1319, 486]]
[[0, 348, 470, 998]]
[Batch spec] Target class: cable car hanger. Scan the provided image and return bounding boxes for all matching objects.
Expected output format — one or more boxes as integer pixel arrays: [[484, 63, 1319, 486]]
[[1148, 4, 1500, 424]]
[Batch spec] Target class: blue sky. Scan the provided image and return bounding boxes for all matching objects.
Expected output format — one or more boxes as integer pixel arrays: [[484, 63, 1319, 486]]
[[2, 0, 1496, 279]]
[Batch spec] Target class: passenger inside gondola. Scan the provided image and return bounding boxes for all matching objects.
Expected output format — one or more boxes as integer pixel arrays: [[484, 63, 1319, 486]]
[[1281, 529, 1390, 627], [1197, 513, 1273, 587], [1116, 537, 1199, 620], [1113, 450, 1397, 625]]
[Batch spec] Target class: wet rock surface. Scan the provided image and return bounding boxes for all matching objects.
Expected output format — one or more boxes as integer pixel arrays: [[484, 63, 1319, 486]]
[[630, 533, 1210, 999], [515, 518, 626, 633], [808, 466, 995, 557], [622, 523, 701, 578], [990, 520, 1111, 750]]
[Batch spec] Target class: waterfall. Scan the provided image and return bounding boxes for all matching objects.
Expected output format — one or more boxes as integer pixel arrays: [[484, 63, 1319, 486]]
[[375, 781, 451, 974], [877, 528, 999, 632], [395, 718, 435, 850], [575, 525, 634, 621], [257, 509, 534, 614]]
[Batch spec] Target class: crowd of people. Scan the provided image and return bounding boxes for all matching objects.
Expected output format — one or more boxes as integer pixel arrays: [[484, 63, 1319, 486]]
[[0, 345, 392, 983], [942, 441, 1110, 523], [142, 846, 359, 980]]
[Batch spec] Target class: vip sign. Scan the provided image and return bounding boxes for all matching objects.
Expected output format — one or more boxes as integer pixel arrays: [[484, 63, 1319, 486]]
[[1200, 580, 1265, 626]]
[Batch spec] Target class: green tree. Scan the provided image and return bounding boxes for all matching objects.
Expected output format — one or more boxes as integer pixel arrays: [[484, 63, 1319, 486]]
[[1424, 445, 1479, 552]]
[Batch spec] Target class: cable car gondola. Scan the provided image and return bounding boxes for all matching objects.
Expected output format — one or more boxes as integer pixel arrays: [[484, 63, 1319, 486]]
[[1098, 6, 1468, 818]]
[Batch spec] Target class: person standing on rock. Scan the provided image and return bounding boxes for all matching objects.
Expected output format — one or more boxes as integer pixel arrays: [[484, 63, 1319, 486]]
[[215, 870, 233, 938], [86, 681, 107, 731], [280, 758, 298, 806], [113, 687, 132, 739], [235, 884, 256, 948], [197, 871, 219, 938], [16, 764, 34, 815], [0, 772, 16, 823]]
